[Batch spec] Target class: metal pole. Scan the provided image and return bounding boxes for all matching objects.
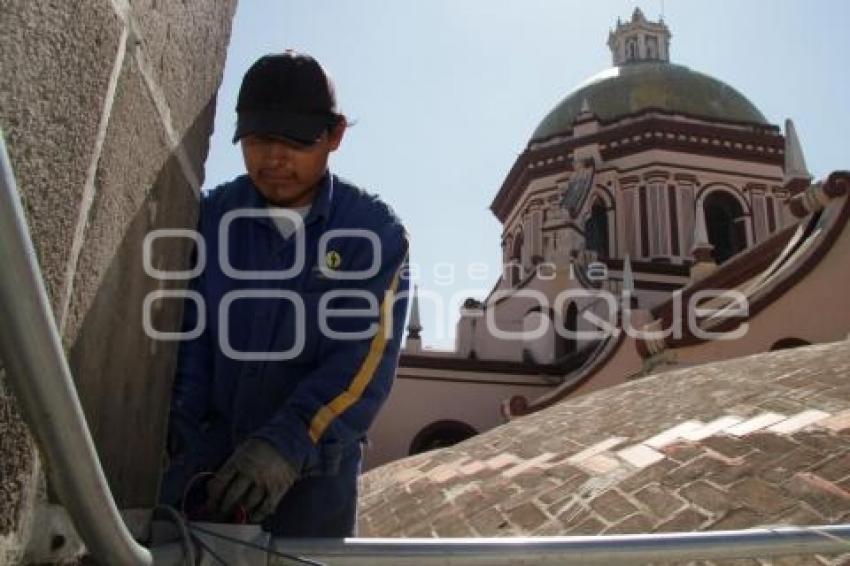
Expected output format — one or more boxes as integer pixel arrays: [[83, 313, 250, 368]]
[[0, 132, 152, 566], [261, 526, 850, 565]]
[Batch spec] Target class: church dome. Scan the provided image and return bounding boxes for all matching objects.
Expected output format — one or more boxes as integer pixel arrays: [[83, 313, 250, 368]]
[[531, 61, 769, 142], [530, 9, 770, 143]]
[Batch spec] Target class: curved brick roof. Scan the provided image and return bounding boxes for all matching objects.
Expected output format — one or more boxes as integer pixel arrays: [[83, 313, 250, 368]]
[[360, 342, 850, 559]]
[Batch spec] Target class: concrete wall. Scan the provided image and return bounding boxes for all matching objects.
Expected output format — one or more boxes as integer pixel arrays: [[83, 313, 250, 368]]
[[0, 0, 236, 562]]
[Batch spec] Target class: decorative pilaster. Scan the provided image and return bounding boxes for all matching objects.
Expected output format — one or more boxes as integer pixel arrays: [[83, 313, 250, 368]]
[[622, 255, 639, 309]]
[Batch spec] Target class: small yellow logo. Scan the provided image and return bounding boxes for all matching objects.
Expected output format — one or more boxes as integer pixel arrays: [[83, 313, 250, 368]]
[[325, 250, 342, 270]]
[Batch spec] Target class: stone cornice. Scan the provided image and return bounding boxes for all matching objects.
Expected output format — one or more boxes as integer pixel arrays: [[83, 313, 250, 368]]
[[491, 113, 784, 223]]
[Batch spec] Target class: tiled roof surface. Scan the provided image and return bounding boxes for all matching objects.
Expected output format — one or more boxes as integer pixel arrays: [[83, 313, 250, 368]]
[[359, 342, 850, 562]]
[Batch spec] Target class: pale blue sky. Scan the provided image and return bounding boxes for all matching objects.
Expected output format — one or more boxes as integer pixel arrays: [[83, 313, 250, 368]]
[[203, 0, 850, 349]]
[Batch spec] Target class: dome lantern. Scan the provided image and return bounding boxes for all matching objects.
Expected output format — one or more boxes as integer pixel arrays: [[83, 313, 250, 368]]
[[607, 7, 671, 66]]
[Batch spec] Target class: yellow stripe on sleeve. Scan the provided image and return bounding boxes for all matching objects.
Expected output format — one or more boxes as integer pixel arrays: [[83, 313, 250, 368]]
[[308, 262, 404, 444]]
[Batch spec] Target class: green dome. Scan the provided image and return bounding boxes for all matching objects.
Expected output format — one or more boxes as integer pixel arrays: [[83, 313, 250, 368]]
[[531, 62, 768, 142]]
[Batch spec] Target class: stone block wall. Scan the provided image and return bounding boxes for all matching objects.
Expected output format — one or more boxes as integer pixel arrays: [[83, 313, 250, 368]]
[[0, 0, 236, 562]]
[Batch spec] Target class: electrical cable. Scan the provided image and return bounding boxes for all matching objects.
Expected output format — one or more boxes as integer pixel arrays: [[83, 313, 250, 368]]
[[187, 523, 326, 566], [174, 471, 325, 564]]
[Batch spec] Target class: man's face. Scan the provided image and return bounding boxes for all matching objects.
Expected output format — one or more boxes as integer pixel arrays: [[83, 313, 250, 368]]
[[240, 122, 345, 207]]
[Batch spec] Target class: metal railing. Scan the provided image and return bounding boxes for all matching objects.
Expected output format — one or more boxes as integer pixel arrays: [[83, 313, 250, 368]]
[[263, 527, 850, 565]]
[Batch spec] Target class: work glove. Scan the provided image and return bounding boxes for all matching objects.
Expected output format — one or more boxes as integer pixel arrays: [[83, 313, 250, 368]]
[[206, 438, 299, 523]]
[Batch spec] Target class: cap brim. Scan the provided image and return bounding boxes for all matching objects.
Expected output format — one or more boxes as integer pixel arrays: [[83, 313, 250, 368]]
[[232, 109, 335, 144]]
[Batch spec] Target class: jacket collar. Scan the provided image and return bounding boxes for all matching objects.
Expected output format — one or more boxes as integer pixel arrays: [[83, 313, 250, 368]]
[[241, 170, 334, 228]]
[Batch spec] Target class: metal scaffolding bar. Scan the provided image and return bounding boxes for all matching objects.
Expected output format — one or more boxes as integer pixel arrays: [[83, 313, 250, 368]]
[[261, 526, 849, 565]]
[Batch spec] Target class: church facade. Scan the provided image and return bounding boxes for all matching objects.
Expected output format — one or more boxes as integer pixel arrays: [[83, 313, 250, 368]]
[[365, 10, 850, 469]]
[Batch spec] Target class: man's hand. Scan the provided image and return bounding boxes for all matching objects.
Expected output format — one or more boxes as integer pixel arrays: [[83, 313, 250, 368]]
[[206, 438, 299, 523]]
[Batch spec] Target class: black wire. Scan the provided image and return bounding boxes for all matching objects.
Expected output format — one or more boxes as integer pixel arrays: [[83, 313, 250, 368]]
[[187, 523, 326, 566], [181, 471, 215, 518]]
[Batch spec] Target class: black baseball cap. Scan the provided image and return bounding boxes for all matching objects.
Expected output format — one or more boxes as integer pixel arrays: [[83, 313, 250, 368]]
[[232, 50, 341, 144]]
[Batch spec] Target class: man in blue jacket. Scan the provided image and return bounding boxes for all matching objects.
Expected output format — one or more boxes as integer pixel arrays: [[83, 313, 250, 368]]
[[161, 50, 410, 537]]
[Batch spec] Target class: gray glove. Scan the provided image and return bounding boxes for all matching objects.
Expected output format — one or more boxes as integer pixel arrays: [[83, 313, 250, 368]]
[[206, 438, 299, 523]]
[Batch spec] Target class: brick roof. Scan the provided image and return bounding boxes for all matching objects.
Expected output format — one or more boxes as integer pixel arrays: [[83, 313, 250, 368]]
[[359, 341, 850, 557]]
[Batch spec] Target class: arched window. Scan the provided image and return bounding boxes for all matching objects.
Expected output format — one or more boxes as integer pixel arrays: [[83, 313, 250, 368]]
[[770, 338, 810, 351], [409, 420, 478, 455], [703, 192, 747, 264], [584, 201, 610, 258], [555, 302, 579, 359]]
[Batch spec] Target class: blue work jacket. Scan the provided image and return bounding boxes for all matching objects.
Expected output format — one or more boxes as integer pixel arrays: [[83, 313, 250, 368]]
[[164, 172, 409, 512]]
